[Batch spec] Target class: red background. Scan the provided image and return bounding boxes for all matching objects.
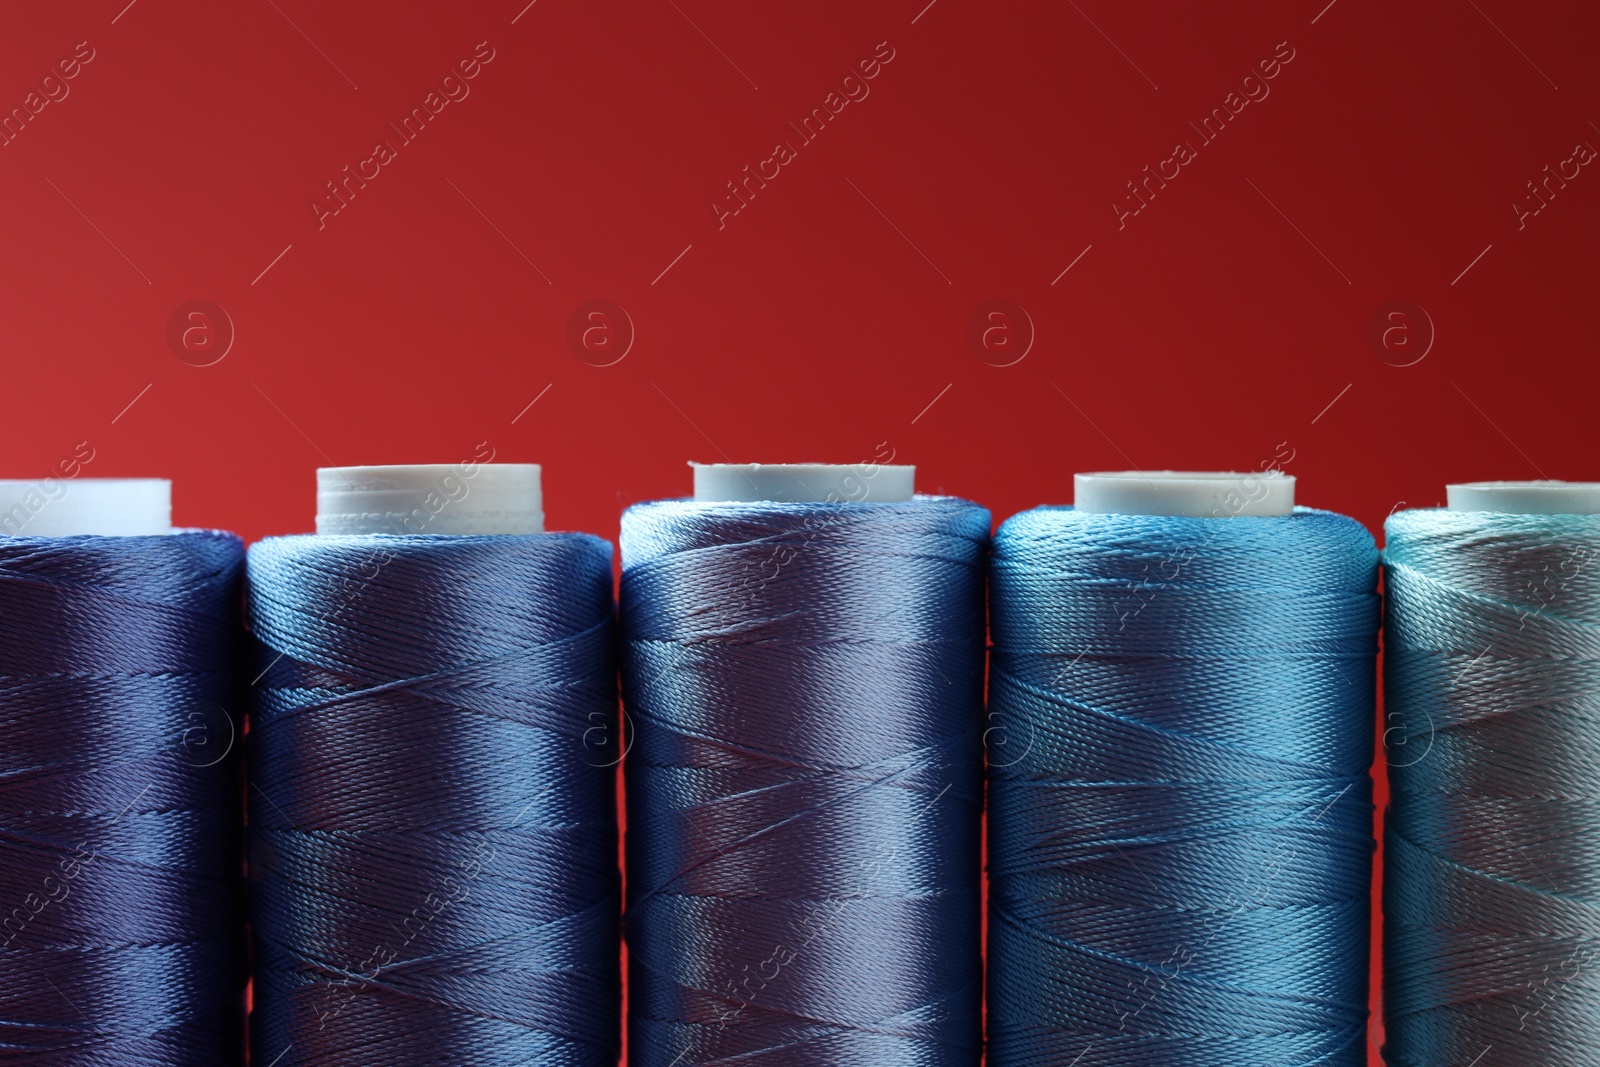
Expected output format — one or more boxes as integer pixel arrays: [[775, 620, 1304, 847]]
[[4, 2, 1598, 1062]]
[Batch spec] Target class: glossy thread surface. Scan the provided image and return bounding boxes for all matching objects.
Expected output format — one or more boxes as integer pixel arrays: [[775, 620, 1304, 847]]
[[0, 530, 247, 1063], [621, 497, 989, 1066], [1384, 509, 1600, 1066], [248, 533, 620, 1066], [987, 507, 1379, 1066]]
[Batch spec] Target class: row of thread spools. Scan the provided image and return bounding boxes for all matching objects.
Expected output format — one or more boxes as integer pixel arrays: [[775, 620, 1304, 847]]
[[0, 462, 1594, 1067]]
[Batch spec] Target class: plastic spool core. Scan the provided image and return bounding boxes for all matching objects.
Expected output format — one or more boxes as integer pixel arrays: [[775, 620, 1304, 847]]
[[0, 478, 170, 536], [1446, 480, 1600, 515], [692, 463, 915, 503], [317, 464, 543, 535], [1074, 470, 1296, 517]]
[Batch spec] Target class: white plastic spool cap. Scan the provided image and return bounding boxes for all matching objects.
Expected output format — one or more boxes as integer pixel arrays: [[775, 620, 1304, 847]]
[[317, 464, 543, 535], [1447, 481, 1600, 515], [692, 463, 915, 503], [0, 478, 170, 536], [1074, 471, 1295, 517]]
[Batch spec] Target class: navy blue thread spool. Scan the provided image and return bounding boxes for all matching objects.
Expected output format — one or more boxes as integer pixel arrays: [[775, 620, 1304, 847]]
[[987, 471, 1379, 1066], [0, 478, 247, 1063], [620, 462, 988, 1066], [247, 463, 620, 1066]]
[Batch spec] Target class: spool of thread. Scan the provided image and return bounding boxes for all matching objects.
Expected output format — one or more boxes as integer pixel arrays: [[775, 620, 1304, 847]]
[[247, 464, 620, 1066], [986, 471, 1380, 1066], [0, 479, 247, 1062], [1384, 480, 1600, 1066], [620, 462, 987, 1066]]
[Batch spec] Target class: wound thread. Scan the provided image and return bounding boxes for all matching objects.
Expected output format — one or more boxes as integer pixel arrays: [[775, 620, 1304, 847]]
[[620, 496, 989, 1066], [247, 532, 621, 1066]]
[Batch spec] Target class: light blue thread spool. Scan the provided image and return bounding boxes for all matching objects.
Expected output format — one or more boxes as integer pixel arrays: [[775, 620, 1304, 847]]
[[988, 471, 1379, 1066], [1385, 480, 1600, 1067]]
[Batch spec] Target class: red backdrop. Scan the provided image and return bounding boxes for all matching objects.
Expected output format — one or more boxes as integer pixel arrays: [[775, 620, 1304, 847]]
[[4, 2, 1597, 1062]]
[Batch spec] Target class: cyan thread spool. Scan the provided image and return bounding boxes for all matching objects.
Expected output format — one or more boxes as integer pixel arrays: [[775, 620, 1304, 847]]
[[621, 462, 987, 1066], [1384, 480, 1600, 1067], [987, 471, 1380, 1066], [0, 478, 247, 1062], [247, 463, 621, 1066]]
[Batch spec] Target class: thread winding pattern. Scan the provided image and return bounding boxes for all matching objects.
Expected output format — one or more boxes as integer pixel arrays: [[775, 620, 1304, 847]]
[[1384, 509, 1600, 1066], [0, 530, 247, 1064], [986, 507, 1379, 1066], [248, 533, 621, 1066], [620, 497, 989, 1066]]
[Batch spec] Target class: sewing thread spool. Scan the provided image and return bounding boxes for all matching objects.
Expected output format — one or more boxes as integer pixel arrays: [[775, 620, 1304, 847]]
[[247, 464, 620, 1066], [1384, 480, 1600, 1067], [0, 479, 247, 1062], [987, 471, 1380, 1066], [621, 462, 987, 1066]]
